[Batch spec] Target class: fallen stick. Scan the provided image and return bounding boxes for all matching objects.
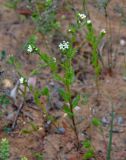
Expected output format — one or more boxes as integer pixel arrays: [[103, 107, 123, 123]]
[[11, 101, 24, 130]]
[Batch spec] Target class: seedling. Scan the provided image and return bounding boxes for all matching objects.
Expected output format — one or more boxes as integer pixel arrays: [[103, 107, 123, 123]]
[[0, 50, 6, 61], [85, 20, 106, 96], [4, 0, 20, 9], [32, 152, 43, 160], [0, 95, 10, 108], [31, 0, 60, 34], [21, 157, 28, 160], [0, 138, 10, 160], [83, 139, 95, 160]]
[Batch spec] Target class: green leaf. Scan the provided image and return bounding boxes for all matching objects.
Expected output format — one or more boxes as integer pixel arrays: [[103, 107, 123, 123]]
[[64, 66, 75, 85], [63, 106, 73, 117], [0, 95, 10, 108], [67, 46, 76, 59], [34, 90, 41, 106], [7, 55, 15, 65], [30, 122, 38, 131], [30, 68, 40, 76], [95, 64, 101, 76], [21, 129, 33, 134], [4, 0, 20, 9], [58, 88, 70, 102], [3, 127, 11, 134], [92, 117, 101, 127], [0, 50, 6, 60], [83, 140, 91, 149], [83, 150, 94, 160], [41, 87, 49, 96], [21, 156, 28, 160], [45, 0, 53, 8], [33, 152, 43, 160], [49, 57, 57, 72], [53, 74, 63, 82], [0, 138, 10, 160], [72, 95, 80, 108], [40, 53, 50, 64], [82, 94, 89, 105], [40, 53, 57, 72], [24, 35, 38, 54], [27, 35, 37, 45]]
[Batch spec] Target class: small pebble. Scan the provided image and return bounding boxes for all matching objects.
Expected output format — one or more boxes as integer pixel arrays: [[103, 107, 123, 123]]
[[49, 81, 55, 86], [120, 39, 126, 46], [112, 128, 124, 133], [47, 120, 51, 125], [123, 77, 126, 81], [44, 120, 52, 130], [3, 79, 13, 88], [74, 106, 80, 111], [117, 116, 124, 125], [102, 116, 110, 125], [106, 79, 110, 83], [55, 127, 65, 134]]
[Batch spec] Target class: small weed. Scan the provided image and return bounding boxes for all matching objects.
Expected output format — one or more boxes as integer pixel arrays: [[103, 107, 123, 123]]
[[85, 19, 106, 95], [33, 152, 43, 160], [82, 93, 90, 105], [0, 50, 6, 61], [21, 157, 28, 160], [83, 140, 95, 160], [0, 95, 10, 108], [0, 138, 10, 160], [4, 0, 20, 9]]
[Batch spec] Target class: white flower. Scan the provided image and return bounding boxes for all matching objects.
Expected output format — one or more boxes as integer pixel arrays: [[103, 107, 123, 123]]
[[68, 29, 71, 32], [100, 29, 106, 34], [78, 13, 86, 20], [66, 102, 70, 106], [59, 41, 69, 51], [59, 43, 64, 50], [87, 19, 92, 24], [28, 76, 36, 87], [1, 138, 8, 143], [38, 127, 43, 131], [63, 113, 67, 118], [19, 77, 25, 84], [53, 57, 56, 62], [74, 106, 81, 111], [23, 121, 26, 125], [27, 44, 33, 53], [63, 42, 69, 49]]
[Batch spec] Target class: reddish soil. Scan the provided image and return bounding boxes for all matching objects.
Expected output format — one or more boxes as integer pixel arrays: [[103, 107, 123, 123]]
[[0, 0, 126, 160]]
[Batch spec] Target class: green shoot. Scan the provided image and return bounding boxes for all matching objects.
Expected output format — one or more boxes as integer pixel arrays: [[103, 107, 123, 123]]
[[106, 107, 115, 160], [0, 138, 10, 160]]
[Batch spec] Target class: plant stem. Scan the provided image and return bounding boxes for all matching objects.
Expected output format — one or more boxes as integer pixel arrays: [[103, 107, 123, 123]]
[[95, 76, 101, 106], [106, 107, 114, 160], [66, 84, 80, 150], [96, 76, 99, 95]]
